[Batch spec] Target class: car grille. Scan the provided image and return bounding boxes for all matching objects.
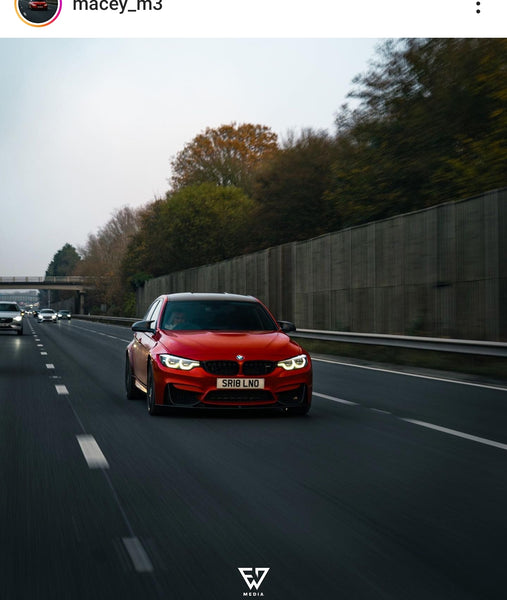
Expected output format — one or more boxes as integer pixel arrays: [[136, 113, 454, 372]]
[[202, 361, 239, 375], [242, 361, 277, 375], [205, 390, 274, 404], [201, 360, 277, 376], [0, 318, 13, 324]]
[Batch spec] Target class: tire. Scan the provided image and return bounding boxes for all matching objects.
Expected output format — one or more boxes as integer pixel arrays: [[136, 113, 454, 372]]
[[17, 329, 23, 336], [125, 354, 143, 400], [146, 363, 162, 416]]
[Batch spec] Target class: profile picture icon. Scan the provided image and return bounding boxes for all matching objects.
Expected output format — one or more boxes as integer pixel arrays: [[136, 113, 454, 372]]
[[15, 0, 62, 26]]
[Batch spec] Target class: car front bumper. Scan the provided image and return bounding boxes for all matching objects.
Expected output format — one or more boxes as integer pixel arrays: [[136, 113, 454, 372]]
[[151, 356, 312, 410], [0, 319, 23, 332]]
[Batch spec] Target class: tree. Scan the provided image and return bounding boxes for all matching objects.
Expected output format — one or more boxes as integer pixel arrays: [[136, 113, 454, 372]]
[[169, 123, 278, 193], [76, 206, 142, 314], [122, 184, 257, 282], [46, 243, 81, 277], [41, 243, 81, 306], [252, 128, 340, 246], [327, 38, 507, 226]]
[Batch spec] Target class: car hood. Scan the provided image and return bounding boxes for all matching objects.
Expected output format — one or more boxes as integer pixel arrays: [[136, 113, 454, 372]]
[[0, 311, 20, 318], [156, 330, 304, 361]]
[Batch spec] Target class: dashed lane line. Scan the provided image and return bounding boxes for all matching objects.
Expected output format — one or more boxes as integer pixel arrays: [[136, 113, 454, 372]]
[[312, 357, 507, 392], [122, 537, 154, 573], [313, 392, 359, 406], [401, 419, 507, 452], [76, 434, 110, 469], [315, 390, 507, 453]]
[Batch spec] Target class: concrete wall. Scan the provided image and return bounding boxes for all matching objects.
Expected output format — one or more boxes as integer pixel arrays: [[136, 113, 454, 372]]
[[137, 188, 507, 341]]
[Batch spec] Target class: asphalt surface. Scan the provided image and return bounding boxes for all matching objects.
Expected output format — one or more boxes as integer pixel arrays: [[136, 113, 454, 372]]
[[1, 318, 506, 600]]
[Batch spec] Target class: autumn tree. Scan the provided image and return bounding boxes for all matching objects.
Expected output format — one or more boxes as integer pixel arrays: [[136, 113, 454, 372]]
[[76, 206, 142, 314], [327, 38, 507, 226], [169, 123, 278, 193]]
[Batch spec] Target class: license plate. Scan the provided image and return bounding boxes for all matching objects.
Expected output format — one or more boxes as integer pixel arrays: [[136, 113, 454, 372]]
[[217, 378, 265, 389]]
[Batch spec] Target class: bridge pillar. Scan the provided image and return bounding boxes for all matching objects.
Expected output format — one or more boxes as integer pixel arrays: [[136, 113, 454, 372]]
[[78, 290, 86, 315]]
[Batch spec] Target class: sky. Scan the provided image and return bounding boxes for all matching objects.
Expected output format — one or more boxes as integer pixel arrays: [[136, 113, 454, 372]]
[[0, 38, 381, 275]]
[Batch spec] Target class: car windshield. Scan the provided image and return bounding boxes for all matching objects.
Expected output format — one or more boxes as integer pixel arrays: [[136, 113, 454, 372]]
[[161, 300, 278, 331], [0, 303, 19, 311], [41, 309, 53, 313]]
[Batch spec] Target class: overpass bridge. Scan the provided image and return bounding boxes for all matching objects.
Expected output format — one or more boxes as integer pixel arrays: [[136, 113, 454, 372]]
[[0, 276, 95, 313]]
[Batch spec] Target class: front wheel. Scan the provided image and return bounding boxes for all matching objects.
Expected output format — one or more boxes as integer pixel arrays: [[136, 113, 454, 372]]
[[146, 363, 162, 416]]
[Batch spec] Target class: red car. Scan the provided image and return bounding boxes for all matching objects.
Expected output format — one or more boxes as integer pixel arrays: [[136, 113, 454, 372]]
[[126, 293, 312, 415], [29, 0, 48, 8]]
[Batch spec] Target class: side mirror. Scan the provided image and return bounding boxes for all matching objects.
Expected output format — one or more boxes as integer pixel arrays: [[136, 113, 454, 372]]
[[278, 320, 296, 333], [132, 319, 155, 333]]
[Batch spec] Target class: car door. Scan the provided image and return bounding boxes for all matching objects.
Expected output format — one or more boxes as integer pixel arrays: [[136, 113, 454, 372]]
[[132, 299, 163, 386]]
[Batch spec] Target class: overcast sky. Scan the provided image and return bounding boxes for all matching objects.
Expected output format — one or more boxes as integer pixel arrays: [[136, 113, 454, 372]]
[[0, 38, 381, 275]]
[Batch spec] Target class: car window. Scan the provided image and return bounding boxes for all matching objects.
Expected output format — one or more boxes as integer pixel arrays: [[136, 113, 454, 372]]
[[144, 299, 162, 326], [0, 303, 19, 311], [161, 300, 277, 331]]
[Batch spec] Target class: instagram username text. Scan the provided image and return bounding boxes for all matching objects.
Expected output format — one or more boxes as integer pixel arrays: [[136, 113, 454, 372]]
[[73, 0, 162, 13]]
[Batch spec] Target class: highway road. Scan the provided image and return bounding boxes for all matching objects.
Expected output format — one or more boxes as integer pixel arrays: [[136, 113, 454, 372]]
[[1, 318, 506, 600]]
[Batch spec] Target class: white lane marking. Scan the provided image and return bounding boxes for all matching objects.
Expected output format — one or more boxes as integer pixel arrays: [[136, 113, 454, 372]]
[[37, 344, 43, 347], [401, 419, 507, 452], [46, 364, 55, 369], [314, 390, 507, 452], [313, 392, 359, 406], [76, 434, 110, 469], [71, 323, 131, 343], [122, 537, 154, 573], [55, 385, 69, 395], [40, 351, 48, 356], [312, 357, 507, 392]]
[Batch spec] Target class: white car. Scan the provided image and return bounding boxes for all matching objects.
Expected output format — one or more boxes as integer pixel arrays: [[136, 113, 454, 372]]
[[38, 308, 57, 323], [0, 302, 24, 335]]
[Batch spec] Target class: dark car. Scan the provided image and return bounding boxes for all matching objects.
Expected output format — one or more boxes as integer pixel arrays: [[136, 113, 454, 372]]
[[126, 293, 312, 415], [57, 310, 72, 320]]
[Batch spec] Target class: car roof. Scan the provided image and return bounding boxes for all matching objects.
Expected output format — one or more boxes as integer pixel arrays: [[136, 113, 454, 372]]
[[159, 292, 258, 303]]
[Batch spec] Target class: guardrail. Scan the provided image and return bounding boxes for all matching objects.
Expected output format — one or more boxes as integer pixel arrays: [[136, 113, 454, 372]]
[[292, 329, 507, 358], [0, 276, 93, 283], [74, 314, 139, 326], [73, 315, 507, 358]]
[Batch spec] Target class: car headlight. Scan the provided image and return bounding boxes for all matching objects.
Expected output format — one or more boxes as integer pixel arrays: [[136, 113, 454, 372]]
[[159, 354, 200, 371], [14, 316, 23, 322], [277, 354, 308, 370]]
